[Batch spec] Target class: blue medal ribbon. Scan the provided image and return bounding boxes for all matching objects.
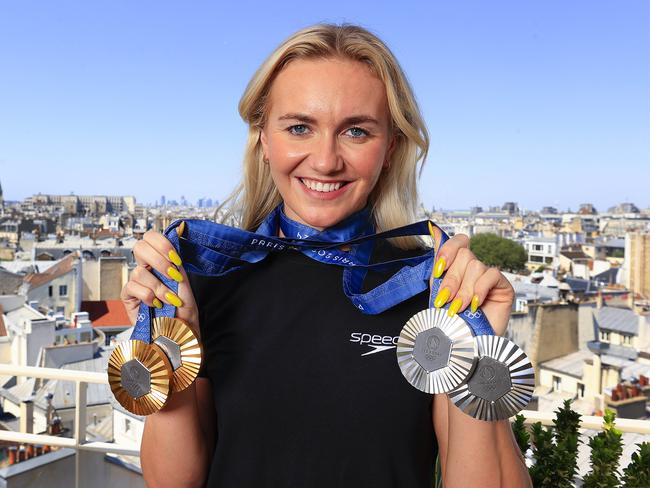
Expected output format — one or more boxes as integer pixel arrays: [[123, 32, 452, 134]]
[[131, 204, 494, 343]]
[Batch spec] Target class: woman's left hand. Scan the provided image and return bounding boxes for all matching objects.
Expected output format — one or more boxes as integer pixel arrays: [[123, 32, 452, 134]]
[[429, 231, 515, 336]]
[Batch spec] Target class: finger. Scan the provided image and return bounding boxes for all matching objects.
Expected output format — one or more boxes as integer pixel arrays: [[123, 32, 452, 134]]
[[132, 232, 184, 285], [433, 247, 475, 309], [130, 265, 181, 307], [473, 267, 512, 308], [430, 233, 470, 281], [121, 279, 161, 310], [447, 258, 488, 317]]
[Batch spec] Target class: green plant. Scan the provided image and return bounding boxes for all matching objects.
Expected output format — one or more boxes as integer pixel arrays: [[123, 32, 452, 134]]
[[511, 414, 530, 456], [621, 442, 650, 487], [528, 400, 582, 487], [469, 233, 527, 272], [529, 421, 554, 487], [583, 409, 623, 488]]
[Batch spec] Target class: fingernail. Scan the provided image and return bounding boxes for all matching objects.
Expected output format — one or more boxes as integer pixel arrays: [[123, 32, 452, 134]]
[[448, 298, 462, 317], [471, 295, 479, 313], [152, 298, 163, 309], [434, 287, 450, 309], [176, 221, 186, 237], [428, 221, 436, 239], [168, 249, 182, 266], [167, 266, 183, 283], [433, 257, 446, 279], [165, 291, 183, 308]]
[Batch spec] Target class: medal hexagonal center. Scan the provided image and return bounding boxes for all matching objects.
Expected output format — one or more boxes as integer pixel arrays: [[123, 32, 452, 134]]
[[120, 359, 151, 399], [154, 335, 182, 371], [467, 356, 512, 402], [413, 328, 452, 372]]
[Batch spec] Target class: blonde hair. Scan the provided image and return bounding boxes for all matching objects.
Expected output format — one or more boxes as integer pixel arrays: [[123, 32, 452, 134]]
[[218, 22, 430, 249]]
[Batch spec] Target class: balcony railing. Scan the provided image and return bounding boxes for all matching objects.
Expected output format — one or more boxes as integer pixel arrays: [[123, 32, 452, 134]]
[[0, 363, 139, 488], [2, 363, 650, 486]]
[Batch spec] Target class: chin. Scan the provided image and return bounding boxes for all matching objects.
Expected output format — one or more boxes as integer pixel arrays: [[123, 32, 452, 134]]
[[299, 207, 351, 229]]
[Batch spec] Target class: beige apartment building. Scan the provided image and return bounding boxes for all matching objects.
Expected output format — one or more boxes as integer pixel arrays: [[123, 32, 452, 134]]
[[626, 232, 650, 299]]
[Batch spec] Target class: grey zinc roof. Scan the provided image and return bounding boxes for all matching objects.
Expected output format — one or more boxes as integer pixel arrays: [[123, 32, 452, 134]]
[[539, 350, 592, 378], [596, 306, 638, 335]]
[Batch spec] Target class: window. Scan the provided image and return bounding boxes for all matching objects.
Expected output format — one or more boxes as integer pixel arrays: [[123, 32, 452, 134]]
[[530, 255, 544, 263], [552, 375, 562, 391], [577, 382, 585, 398], [533, 244, 543, 251], [48, 285, 53, 297], [600, 330, 611, 342], [59, 285, 68, 297], [622, 334, 632, 345]]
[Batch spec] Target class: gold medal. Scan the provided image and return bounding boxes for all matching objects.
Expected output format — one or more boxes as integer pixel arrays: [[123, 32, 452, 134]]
[[108, 340, 174, 415], [151, 316, 203, 392]]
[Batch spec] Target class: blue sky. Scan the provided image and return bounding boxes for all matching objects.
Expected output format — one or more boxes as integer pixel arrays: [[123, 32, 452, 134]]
[[1, 1, 648, 212]]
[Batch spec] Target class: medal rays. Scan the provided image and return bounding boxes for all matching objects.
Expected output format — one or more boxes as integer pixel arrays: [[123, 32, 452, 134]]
[[108, 340, 174, 416], [108, 316, 203, 416], [397, 308, 477, 394], [397, 308, 536, 421], [151, 316, 203, 392], [447, 335, 535, 421]]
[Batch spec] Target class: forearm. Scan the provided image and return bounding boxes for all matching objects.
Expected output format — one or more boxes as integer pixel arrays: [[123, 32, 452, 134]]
[[141, 383, 210, 488], [443, 395, 531, 488]]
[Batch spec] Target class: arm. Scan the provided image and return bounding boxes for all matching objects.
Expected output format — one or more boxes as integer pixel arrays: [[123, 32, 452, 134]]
[[141, 378, 217, 488], [429, 229, 532, 487], [122, 230, 218, 487], [433, 394, 531, 488]]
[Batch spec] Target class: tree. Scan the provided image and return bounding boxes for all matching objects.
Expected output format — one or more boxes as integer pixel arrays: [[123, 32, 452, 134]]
[[528, 400, 582, 487], [583, 409, 623, 488], [621, 442, 650, 487], [469, 233, 527, 272]]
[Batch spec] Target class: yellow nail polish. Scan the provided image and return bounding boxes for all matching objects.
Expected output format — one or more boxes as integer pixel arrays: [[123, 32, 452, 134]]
[[176, 221, 185, 237], [165, 291, 183, 308], [152, 298, 163, 309], [434, 287, 450, 309], [433, 257, 446, 279], [167, 266, 183, 283], [428, 221, 436, 239], [448, 298, 462, 317], [471, 295, 480, 313], [168, 249, 182, 267]]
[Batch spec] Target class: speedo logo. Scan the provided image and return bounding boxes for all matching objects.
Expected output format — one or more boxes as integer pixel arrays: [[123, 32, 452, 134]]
[[350, 332, 399, 356]]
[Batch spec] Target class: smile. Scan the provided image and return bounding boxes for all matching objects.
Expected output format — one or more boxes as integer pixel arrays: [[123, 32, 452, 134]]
[[299, 178, 349, 193]]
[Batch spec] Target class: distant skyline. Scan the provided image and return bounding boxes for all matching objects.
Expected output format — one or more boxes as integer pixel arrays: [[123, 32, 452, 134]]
[[1, 1, 648, 210]]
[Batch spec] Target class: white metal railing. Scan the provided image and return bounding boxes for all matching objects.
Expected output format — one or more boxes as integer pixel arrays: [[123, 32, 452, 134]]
[[3, 364, 650, 485], [0, 363, 140, 488], [517, 408, 650, 434]]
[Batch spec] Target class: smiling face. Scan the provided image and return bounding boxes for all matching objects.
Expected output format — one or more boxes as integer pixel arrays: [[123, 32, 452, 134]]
[[260, 57, 396, 230]]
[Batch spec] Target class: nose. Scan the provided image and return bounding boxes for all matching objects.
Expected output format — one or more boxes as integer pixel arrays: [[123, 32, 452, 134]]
[[310, 134, 344, 174]]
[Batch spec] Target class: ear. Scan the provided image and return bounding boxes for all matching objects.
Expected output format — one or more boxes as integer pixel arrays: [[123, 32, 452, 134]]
[[259, 128, 269, 160], [384, 133, 397, 168]]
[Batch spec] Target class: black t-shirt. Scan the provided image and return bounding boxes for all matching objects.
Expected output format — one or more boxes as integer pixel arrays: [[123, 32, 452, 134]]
[[188, 240, 437, 488]]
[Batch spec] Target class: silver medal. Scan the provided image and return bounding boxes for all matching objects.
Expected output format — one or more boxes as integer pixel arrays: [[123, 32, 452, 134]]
[[448, 334, 534, 421], [397, 308, 478, 394]]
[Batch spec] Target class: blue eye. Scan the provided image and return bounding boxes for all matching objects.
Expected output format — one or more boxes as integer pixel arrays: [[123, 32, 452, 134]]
[[347, 127, 368, 138], [288, 124, 309, 136]]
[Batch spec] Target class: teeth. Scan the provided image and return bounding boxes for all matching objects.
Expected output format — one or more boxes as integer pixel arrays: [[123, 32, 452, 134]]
[[301, 178, 343, 193]]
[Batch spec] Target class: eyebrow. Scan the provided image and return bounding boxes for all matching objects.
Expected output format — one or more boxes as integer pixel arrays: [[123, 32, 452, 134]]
[[277, 112, 381, 126]]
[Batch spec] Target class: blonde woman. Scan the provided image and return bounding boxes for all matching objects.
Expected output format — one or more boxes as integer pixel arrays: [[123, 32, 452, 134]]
[[122, 23, 532, 488]]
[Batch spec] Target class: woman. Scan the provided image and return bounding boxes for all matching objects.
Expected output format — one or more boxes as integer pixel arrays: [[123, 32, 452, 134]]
[[121, 23, 532, 487]]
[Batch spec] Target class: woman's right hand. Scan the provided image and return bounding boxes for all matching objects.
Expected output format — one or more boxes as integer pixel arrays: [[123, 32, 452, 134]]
[[120, 229, 200, 337]]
